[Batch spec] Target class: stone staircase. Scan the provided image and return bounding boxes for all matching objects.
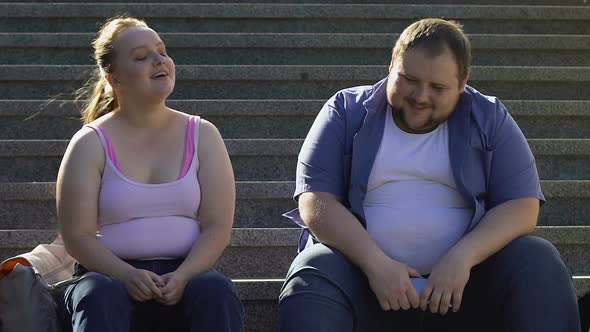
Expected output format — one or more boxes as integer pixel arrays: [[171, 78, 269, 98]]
[[0, 1, 588, 331]]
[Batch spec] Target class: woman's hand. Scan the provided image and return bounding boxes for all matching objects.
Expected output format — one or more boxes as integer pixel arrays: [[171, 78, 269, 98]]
[[156, 271, 189, 306], [121, 268, 165, 302]]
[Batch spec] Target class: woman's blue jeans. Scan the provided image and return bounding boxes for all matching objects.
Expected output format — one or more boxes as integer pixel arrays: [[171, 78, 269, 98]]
[[279, 235, 580, 332], [62, 259, 244, 332]]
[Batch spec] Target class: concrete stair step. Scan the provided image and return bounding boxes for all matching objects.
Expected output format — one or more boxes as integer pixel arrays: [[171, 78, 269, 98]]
[[1, 4, 588, 34], [0, 181, 589, 228], [2, 227, 590, 277], [0, 269, 582, 331], [0, 181, 297, 229], [1, 33, 589, 66], [1, 228, 588, 331], [1, 0, 585, 5], [0, 228, 299, 279], [1, 139, 589, 182], [0, 1, 586, 330], [2, 100, 589, 139], [0, 65, 589, 100]]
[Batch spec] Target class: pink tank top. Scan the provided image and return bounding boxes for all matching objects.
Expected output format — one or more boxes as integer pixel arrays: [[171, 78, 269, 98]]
[[86, 116, 201, 260]]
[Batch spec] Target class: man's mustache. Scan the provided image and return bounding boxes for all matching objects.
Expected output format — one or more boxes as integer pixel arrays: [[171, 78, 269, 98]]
[[405, 97, 433, 109]]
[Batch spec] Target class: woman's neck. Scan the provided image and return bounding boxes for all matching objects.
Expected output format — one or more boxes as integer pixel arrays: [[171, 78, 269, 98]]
[[114, 99, 170, 130]]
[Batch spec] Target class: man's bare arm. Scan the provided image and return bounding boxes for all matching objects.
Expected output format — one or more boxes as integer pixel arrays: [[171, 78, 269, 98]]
[[421, 197, 540, 313], [300, 192, 385, 271], [300, 191, 422, 310], [449, 197, 539, 268]]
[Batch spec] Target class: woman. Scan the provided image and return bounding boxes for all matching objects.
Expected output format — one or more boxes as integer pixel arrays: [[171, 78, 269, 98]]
[[57, 16, 244, 331]]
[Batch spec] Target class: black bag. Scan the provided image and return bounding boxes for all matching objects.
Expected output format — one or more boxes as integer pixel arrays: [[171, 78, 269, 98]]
[[0, 259, 80, 332], [0, 262, 60, 332]]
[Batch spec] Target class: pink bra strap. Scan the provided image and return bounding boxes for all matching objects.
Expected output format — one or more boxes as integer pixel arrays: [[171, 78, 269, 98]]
[[178, 116, 197, 179], [87, 116, 198, 179], [97, 127, 123, 172], [85, 125, 123, 172]]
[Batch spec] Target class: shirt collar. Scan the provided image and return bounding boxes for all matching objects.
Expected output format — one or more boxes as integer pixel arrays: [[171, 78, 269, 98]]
[[362, 76, 389, 115]]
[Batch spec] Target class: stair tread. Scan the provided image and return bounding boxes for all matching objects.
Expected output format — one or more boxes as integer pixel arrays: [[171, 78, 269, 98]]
[[1, 4, 589, 20]]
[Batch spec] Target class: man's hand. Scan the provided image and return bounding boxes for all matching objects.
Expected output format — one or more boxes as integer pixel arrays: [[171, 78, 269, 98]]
[[365, 254, 422, 311], [121, 268, 165, 302], [156, 271, 189, 306], [420, 250, 472, 315]]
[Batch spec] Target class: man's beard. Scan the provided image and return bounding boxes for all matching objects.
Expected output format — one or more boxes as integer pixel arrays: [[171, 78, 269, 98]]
[[391, 104, 445, 134]]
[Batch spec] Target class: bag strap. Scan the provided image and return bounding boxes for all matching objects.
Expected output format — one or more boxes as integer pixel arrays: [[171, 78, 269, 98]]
[[0, 257, 31, 280]]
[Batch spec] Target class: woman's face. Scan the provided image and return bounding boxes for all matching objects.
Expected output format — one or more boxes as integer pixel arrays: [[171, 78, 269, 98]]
[[108, 27, 176, 103]]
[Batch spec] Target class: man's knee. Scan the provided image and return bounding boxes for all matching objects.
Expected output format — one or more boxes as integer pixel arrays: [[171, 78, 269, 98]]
[[502, 235, 569, 277], [280, 269, 350, 306], [280, 244, 385, 332], [487, 235, 577, 305], [285, 243, 358, 278], [280, 244, 363, 308]]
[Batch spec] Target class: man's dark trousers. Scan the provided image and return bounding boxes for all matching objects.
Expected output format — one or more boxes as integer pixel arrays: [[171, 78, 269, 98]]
[[280, 236, 580, 332]]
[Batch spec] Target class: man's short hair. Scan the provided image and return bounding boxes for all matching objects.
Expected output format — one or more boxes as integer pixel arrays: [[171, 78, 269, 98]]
[[392, 18, 471, 84]]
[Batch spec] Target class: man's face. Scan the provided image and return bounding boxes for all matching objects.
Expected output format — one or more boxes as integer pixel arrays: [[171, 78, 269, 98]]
[[386, 46, 467, 134]]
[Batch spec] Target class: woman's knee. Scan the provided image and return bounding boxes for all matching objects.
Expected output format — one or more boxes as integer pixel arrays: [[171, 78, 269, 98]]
[[70, 273, 127, 302], [180, 271, 244, 331], [66, 272, 130, 315], [183, 270, 240, 307]]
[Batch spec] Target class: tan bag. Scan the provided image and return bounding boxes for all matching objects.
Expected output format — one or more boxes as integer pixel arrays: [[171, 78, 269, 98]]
[[11, 234, 76, 284]]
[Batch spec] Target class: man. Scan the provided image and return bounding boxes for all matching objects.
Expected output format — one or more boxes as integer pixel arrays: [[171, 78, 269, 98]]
[[279, 18, 580, 331]]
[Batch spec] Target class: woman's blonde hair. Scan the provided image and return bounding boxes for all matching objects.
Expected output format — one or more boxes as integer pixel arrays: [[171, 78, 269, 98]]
[[77, 16, 149, 124]]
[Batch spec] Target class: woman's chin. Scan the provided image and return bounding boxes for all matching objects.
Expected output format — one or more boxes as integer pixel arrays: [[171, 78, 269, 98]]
[[146, 88, 174, 102]]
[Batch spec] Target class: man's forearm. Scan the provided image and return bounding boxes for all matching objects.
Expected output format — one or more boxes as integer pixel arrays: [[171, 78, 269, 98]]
[[448, 197, 540, 268], [299, 192, 389, 273]]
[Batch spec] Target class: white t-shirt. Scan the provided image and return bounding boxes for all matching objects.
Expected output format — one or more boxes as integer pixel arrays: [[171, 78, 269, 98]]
[[363, 108, 473, 274]]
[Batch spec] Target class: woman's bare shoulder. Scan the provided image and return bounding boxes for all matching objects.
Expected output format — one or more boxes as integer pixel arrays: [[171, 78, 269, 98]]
[[62, 125, 105, 172], [198, 118, 221, 138], [69, 125, 101, 149]]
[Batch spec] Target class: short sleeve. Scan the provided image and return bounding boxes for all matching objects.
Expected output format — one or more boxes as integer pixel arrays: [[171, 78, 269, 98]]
[[488, 101, 545, 208], [294, 96, 347, 201]]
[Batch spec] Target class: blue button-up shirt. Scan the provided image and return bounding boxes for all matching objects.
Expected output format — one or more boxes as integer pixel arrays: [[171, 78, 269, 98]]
[[286, 77, 545, 250]]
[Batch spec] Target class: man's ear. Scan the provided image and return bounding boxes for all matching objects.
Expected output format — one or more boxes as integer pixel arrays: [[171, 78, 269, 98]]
[[389, 55, 396, 73], [459, 70, 469, 93]]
